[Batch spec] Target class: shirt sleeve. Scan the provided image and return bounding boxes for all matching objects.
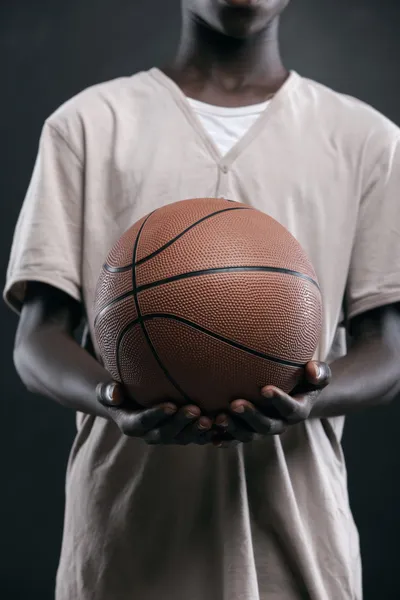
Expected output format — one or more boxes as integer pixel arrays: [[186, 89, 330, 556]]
[[346, 124, 400, 320], [3, 121, 83, 314]]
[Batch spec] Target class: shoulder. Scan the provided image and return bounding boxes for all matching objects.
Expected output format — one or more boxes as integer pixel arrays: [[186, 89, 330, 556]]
[[298, 75, 397, 130], [296, 74, 400, 167], [44, 70, 158, 151]]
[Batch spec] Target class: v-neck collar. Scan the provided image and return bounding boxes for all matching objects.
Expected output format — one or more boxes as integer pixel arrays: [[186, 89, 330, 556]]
[[148, 67, 301, 167]]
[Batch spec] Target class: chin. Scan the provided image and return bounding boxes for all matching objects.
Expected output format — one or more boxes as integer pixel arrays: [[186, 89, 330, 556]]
[[217, 14, 269, 39], [209, 0, 288, 36]]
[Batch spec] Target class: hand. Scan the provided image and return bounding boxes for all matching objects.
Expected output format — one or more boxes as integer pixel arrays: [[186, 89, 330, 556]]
[[97, 381, 213, 445], [213, 361, 331, 446]]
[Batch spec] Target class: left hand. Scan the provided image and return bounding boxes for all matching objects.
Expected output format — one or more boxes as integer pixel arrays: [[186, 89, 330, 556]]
[[212, 361, 331, 447]]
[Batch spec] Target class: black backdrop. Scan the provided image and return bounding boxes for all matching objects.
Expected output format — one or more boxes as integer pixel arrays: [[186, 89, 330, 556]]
[[1, 1, 400, 598]]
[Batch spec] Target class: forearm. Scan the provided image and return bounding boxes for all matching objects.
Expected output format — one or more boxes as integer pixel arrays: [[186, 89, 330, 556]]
[[14, 326, 113, 419], [311, 335, 400, 418]]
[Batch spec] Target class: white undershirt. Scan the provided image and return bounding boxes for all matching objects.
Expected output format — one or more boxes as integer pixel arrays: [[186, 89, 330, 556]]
[[187, 98, 271, 156]]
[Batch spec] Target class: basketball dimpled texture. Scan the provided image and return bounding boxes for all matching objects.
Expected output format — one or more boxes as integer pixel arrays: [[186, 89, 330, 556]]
[[94, 198, 323, 413]]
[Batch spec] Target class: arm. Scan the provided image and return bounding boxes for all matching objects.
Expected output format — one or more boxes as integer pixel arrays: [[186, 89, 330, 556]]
[[14, 281, 114, 419], [14, 282, 213, 443], [6, 122, 212, 445], [213, 304, 400, 444], [311, 303, 400, 418]]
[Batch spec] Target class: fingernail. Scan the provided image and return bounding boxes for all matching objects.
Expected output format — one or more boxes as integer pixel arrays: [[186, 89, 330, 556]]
[[262, 388, 274, 399], [97, 382, 122, 406], [198, 417, 211, 430], [318, 363, 331, 380], [108, 383, 122, 405], [185, 408, 200, 418], [215, 415, 228, 427], [164, 404, 177, 415], [233, 405, 245, 414]]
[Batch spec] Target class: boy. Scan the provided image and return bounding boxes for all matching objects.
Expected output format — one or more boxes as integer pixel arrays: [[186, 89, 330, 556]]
[[5, 1, 400, 598]]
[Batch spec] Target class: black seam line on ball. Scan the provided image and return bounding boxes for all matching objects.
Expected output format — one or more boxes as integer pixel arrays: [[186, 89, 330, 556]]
[[129, 212, 193, 403], [115, 313, 304, 370], [115, 317, 141, 382], [140, 314, 305, 368], [103, 205, 250, 273], [135, 266, 320, 294], [104, 264, 132, 274], [94, 290, 133, 329], [115, 213, 154, 382], [95, 265, 320, 328]]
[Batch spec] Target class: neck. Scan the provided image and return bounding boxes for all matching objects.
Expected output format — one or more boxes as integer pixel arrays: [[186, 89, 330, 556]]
[[168, 15, 288, 99]]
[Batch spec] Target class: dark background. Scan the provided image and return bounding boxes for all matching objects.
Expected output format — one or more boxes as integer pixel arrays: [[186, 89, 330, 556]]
[[1, 0, 399, 598]]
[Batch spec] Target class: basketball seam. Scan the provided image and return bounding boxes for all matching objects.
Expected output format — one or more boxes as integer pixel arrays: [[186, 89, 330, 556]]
[[116, 313, 305, 368], [95, 266, 319, 328], [94, 290, 132, 328], [115, 215, 153, 382], [126, 212, 193, 403], [115, 317, 141, 381], [136, 265, 320, 294], [103, 205, 251, 273]]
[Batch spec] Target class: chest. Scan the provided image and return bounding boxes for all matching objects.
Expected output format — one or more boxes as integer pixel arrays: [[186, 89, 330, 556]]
[[86, 117, 359, 252], [82, 115, 362, 331]]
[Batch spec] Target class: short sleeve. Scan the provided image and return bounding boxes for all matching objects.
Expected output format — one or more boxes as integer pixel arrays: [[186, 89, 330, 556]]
[[346, 126, 400, 319], [3, 122, 83, 314]]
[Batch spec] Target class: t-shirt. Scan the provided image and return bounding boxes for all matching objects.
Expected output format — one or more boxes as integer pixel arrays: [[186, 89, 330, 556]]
[[4, 68, 400, 600], [187, 97, 271, 155]]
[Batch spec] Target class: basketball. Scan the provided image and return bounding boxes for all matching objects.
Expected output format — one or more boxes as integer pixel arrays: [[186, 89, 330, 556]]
[[94, 198, 322, 414]]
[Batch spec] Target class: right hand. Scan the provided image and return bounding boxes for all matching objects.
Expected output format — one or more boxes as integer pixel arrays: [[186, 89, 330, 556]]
[[96, 381, 214, 446]]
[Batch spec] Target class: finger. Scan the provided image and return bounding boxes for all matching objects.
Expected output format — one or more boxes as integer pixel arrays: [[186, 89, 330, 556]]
[[305, 361, 331, 388], [213, 415, 241, 447], [96, 381, 125, 407], [221, 413, 255, 443], [261, 363, 331, 402], [214, 413, 230, 429], [261, 387, 313, 423], [231, 402, 286, 435], [120, 403, 177, 437], [174, 417, 214, 446], [154, 405, 202, 442], [145, 415, 212, 446]]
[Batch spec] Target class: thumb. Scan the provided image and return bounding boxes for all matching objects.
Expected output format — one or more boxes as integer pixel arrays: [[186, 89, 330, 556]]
[[305, 361, 331, 388], [96, 381, 125, 407]]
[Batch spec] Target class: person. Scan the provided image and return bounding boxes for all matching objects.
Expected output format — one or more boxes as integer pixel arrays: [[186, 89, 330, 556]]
[[4, 0, 400, 598]]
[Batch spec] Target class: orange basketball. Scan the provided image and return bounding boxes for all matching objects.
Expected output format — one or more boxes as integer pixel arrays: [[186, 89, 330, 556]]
[[94, 198, 322, 414]]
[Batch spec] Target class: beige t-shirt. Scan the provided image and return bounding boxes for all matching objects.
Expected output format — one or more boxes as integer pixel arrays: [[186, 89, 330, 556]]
[[4, 69, 400, 600]]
